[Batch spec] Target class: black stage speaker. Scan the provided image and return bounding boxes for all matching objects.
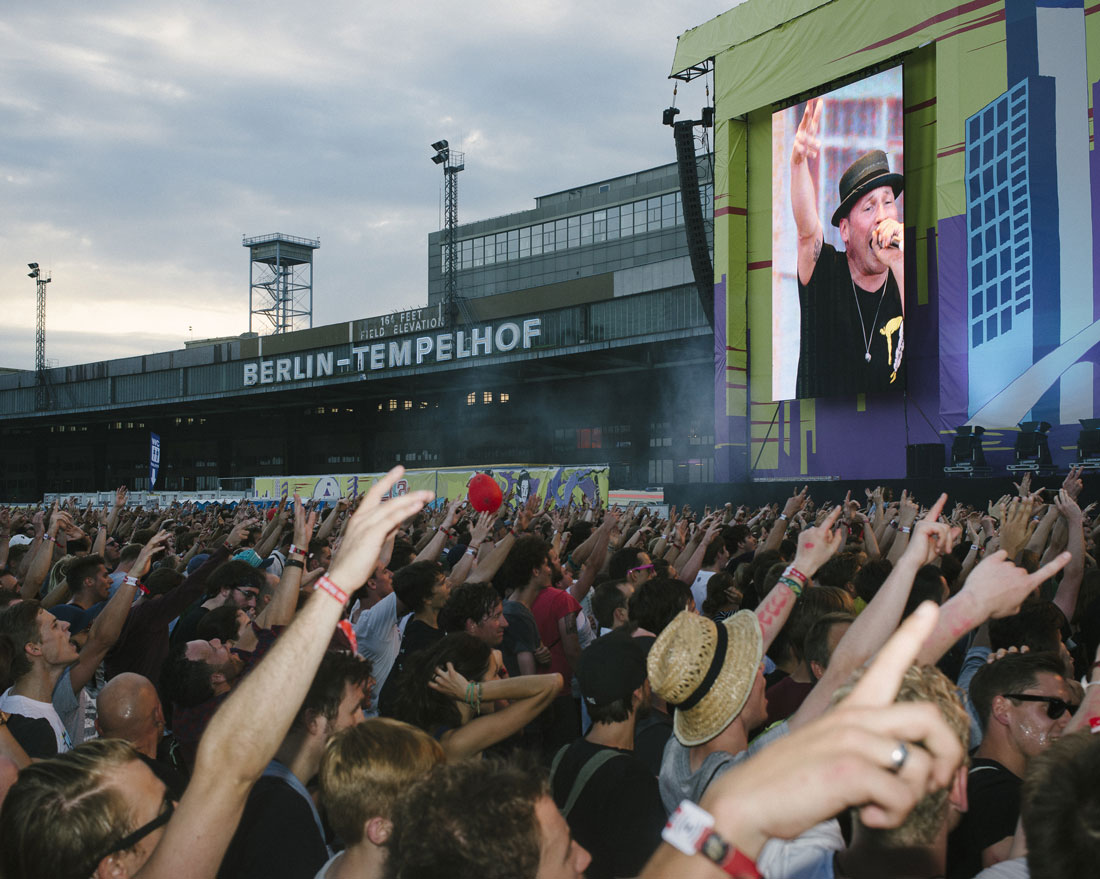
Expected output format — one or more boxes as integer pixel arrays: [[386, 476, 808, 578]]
[[907, 443, 944, 478], [673, 119, 714, 327]]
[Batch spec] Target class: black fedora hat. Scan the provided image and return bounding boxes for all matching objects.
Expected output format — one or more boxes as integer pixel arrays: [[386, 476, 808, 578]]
[[830, 150, 903, 227]]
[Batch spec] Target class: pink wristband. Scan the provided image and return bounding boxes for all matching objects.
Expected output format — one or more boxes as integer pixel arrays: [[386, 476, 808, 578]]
[[316, 575, 349, 605]]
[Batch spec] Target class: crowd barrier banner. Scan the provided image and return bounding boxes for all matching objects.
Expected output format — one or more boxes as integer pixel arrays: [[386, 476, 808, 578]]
[[252, 465, 609, 509]]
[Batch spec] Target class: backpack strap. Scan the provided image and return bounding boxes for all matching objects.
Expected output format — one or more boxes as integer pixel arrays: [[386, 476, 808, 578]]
[[552, 746, 626, 818]]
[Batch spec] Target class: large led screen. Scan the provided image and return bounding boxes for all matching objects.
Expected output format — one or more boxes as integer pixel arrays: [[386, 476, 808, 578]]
[[771, 67, 905, 401]]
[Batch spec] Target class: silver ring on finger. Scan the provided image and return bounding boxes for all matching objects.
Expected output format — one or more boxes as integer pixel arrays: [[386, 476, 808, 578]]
[[888, 742, 909, 773]]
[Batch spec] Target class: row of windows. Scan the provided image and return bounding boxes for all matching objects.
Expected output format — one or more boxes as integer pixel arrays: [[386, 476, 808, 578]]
[[965, 87, 1033, 350], [442, 186, 714, 271], [467, 391, 510, 405], [648, 458, 715, 484], [552, 425, 632, 451]]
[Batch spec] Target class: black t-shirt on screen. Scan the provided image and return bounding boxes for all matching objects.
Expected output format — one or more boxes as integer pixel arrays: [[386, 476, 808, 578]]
[[796, 242, 905, 399]]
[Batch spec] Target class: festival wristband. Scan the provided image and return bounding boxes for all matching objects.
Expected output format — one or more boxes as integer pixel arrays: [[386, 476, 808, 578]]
[[123, 575, 150, 596], [778, 575, 803, 597], [289, 544, 306, 557], [1089, 717, 1100, 734], [899, 525, 912, 534], [782, 565, 808, 584], [315, 575, 349, 605], [663, 800, 762, 878]]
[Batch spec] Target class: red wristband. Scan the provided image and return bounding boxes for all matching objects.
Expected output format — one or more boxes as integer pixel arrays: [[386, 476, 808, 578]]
[[289, 544, 306, 557], [783, 565, 808, 584], [316, 575, 349, 605]]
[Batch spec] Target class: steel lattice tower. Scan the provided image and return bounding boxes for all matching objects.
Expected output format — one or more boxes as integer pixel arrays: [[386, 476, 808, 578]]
[[243, 233, 320, 334], [431, 140, 464, 327], [28, 263, 50, 410]]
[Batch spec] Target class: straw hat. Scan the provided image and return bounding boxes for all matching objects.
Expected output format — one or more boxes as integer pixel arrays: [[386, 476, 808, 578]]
[[647, 609, 763, 747]]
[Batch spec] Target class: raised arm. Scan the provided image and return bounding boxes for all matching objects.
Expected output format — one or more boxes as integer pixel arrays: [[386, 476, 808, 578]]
[[91, 506, 109, 558], [415, 497, 462, 563], [105, 486, 127, 537], [885, 491, 920, 564], [447, 512, 494, 588], [916, 549, 1071, 666], [762, 488, 808, 555], [793, 495, 958, 729], [679, 517, 721, 590], [20, 510, 62, 600], [1051, 490, 1085, 624], [428, 663, 562, 761], [570, 510, 619, 603], [466, 519, 519, 586], [755, 506, 843, 654], [258, 499, 316, 629], [312, 496, 344, 544], [136, 468, 431, 879], [73, 531, 170, 692], [791, 98, 824, 286]]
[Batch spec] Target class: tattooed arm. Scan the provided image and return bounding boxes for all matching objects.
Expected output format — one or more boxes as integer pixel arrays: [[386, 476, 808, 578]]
[[791, 97, 825, 286]]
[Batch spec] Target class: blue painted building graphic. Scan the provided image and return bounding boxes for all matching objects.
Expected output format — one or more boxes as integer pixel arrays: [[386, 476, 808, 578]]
[[964, 0, 1094, 425]]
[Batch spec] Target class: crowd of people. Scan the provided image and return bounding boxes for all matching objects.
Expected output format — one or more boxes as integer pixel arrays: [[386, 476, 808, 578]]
[[0, 467, 1098, 879]]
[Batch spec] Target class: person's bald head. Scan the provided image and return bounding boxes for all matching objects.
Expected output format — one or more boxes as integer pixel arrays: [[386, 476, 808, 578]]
[[94, 673, 165, 758]]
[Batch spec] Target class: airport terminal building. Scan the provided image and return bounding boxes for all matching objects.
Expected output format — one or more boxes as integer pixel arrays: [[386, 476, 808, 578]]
[[0, 161, 715, 500]]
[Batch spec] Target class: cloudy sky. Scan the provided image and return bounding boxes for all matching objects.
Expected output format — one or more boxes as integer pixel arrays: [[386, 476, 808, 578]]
[[0, 1, 735, 370]]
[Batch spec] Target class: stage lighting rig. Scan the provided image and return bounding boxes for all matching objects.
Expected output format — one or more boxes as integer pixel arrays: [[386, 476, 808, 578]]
[[944, 425, 991, 476], [1008, 421, 1055, 475]]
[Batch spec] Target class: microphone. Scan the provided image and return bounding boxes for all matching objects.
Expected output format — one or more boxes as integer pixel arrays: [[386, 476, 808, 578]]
[[870, 232, 903, 252]]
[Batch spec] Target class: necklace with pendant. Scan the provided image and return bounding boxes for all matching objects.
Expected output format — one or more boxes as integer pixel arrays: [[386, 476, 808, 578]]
[[851, 273, 888, 363]]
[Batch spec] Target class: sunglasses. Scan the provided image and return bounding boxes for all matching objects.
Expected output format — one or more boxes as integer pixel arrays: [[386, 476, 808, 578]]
[[1003, 693, 1079, 719]]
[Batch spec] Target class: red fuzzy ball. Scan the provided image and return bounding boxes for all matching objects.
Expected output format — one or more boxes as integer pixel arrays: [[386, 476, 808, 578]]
[[468, 473, 503, 513]]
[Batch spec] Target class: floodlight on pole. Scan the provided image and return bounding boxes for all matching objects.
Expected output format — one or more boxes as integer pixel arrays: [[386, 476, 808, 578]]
[[29, 262, 51, 410], [431, 137, 464, 329]]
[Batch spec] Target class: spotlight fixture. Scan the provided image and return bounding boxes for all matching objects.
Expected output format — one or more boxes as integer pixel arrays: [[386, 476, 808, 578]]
[[1009, 421, 1054, 474], [431, 140, 450, 164], [944, 425, 991, 476], [1077, 418, 1100, 469]]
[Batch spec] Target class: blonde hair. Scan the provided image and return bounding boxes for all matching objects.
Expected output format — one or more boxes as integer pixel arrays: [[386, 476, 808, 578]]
[[319, 718, 444, 845], [835, 664, 970, 847], [0, 738, 141, 879]]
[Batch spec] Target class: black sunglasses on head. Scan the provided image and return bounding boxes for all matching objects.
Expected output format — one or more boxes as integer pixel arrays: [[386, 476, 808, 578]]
[[1003, 693, 1079, 719], [87, 795, 174, 872]]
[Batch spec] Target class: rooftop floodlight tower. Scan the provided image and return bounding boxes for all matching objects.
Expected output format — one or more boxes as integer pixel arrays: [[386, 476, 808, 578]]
[[28, 262, 50, 410], [431, 139, 465, 328], [243, 233, 320, 334]]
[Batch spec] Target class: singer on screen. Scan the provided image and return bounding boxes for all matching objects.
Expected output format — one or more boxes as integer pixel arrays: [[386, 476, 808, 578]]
[[790, 98, 905, 398]]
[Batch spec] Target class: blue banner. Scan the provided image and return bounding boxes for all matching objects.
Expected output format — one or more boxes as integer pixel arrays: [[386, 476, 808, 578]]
[[150, 432, 161, 489]]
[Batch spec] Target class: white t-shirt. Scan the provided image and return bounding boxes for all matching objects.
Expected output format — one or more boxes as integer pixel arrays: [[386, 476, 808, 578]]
[[755, 819, 844, 879], [690, 570, 716, 612], [351, 592, 401, 717], [0, 668, 78, 754], [974, 858, 1029, 879]]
